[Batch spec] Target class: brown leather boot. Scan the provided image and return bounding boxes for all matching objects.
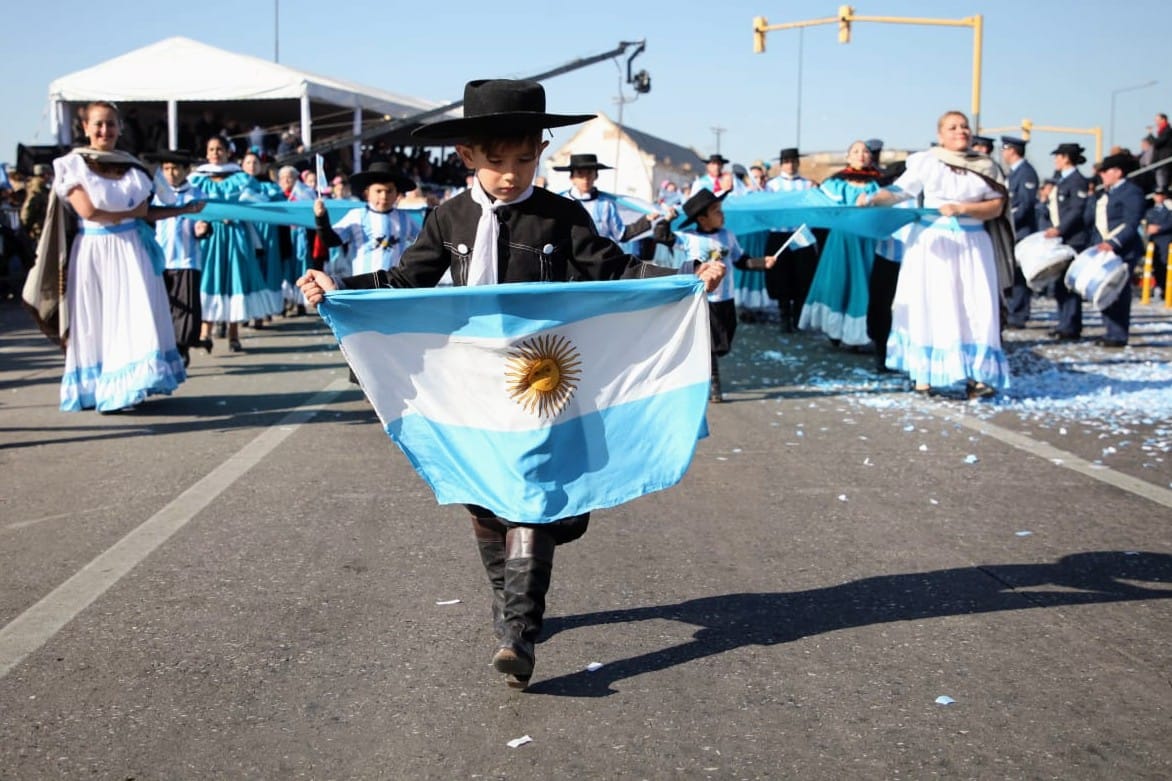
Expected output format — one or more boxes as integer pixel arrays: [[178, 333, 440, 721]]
[[492, 526, 555, 689], [470, 516, 508, 639]]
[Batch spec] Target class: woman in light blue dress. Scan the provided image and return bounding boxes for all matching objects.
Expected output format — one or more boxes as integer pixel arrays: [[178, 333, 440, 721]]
[[798, 140, 883, 347], [189, 137, 269, 352]]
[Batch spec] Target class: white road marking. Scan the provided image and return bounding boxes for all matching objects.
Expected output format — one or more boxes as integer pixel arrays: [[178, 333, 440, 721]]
[[0, 379, 351, 680], [923, 406, 1172, 510]]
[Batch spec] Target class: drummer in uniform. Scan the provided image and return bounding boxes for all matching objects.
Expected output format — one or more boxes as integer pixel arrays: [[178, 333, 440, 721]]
[[1001, 136, 1040, 328], [1043, 143, 1092, 341], [1144, 184, 1172, 298], [1089, 153, 1146, 347]]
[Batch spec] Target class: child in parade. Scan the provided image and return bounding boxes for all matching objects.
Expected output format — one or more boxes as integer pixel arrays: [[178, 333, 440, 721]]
[[672, 187, 773, 403], [296, 78, 726, 690], [149, 150, 210, 366], [312, 161, 420, 276]]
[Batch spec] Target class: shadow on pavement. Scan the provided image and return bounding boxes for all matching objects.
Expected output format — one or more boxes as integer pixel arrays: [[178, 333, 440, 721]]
[[531, 550, 1172, 697], [0, 389, 376, 450]]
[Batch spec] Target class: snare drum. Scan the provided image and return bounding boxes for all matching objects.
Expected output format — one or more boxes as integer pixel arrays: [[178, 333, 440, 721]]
[[1065, 247, 1129, 310], [1014, 232, 1074, 291]]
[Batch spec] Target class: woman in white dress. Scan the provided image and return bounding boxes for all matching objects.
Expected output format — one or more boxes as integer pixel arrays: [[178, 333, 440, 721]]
[[53, 101, 202, 412], [862, 110, 1012, 399]]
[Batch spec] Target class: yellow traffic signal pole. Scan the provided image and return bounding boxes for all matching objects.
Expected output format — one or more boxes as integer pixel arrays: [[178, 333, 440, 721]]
[[1017, 121, 1104, 164], [753, 8, 984, 130]]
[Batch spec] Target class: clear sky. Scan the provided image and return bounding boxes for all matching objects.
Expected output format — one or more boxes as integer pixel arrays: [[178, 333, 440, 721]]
[[3, 0, 1169, 176]]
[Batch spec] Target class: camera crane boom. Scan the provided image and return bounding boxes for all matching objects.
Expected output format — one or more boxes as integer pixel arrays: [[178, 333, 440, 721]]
[[279, 39, 649, 167]]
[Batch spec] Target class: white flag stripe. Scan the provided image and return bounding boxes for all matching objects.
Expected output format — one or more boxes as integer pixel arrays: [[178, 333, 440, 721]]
[[343, 293, 709, 433]]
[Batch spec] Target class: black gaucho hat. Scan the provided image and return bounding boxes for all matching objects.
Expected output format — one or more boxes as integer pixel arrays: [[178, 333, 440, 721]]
[[778, 147, 801, 162], [679, 187, 730, 228], [1050, 143, 1087, 165], [143, 149, 196, 165], [971, 135, 995, 150], [349, 161, 416, 195], [411, 79, 595, 142], [705, 154, 730, 166], [552, 153, 613, 172], [1098, 152, 1140, 175]]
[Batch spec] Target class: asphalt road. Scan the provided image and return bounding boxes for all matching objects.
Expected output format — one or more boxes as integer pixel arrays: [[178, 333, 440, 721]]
[[1, 296, 1169, 780]]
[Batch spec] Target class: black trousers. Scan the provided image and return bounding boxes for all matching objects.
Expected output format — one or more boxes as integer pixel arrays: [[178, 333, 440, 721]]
[[866, 255, 900, 355], [763, 232, 820, 314]]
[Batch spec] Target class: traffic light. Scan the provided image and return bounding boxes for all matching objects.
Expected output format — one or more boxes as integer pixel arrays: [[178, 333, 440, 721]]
[[753, 16, 768, 53], [1021, 118, 1033, 141], [838, 5, 853, 43]]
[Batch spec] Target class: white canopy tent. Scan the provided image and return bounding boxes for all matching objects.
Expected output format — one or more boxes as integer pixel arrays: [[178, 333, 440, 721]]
[[47, 37, 446, 171]]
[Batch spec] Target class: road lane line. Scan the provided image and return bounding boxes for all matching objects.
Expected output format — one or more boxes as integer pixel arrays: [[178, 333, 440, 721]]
[[923, 406, 1172, 510], [0, 378, 351, 680]]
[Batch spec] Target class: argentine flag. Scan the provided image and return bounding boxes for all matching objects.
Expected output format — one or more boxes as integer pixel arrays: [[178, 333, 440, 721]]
[[318, 276, 712, 522]]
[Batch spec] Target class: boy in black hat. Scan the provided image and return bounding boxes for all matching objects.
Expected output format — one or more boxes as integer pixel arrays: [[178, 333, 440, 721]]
[[1043, 143, 1092, 340], [312, 161, 420, 276], [672, 187, 772, 401], [147, 150, 211, 365], [553, 152, 673, 245], [691, 153, 743, 196], [296, 78, 725, 690], [764, 147, 820, 332]]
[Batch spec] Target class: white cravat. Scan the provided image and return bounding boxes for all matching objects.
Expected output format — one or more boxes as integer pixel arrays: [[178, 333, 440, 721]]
[[467, 176, 534, 286]]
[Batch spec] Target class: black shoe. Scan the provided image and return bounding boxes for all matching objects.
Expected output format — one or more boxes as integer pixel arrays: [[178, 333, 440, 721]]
[[709, 377, 723, 403], [1049, 330, 1079, 341], [229, 338, 243, 353], [1004, 322, 1027, 330], [1094, 338, 1127, 348], [198, 338, 214, 354]]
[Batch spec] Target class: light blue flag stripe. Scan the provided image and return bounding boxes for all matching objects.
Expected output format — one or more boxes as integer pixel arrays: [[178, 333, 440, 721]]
[[320, 276, 704, 340], [315, 276, 712, 523], [390, 383, 710, 521], [705, 189, 938, 239]]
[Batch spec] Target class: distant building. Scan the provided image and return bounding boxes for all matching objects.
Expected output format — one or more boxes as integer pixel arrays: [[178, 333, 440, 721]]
[[544, 115, 705, 202]]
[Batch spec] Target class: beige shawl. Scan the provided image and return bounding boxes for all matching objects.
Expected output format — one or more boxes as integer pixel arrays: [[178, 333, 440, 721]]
[[928, 146, 1016, 291]]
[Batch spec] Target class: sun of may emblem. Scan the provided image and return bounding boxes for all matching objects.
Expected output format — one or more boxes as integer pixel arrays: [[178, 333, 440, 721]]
[[504, 333, 582, 418]]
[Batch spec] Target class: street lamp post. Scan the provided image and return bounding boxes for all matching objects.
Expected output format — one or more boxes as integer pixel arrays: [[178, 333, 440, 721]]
[[1109, 80, 1157, 148]]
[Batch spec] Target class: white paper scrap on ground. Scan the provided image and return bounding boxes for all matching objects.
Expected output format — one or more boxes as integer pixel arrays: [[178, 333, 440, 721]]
[[507, 735, 533, 748], [435, 599, 461, 606], [1015, 530, 1033, 537], [585, 662, 604, 672], [935, 695, 955, 705], [838, 494, 848, 502], [963, 454, 979, 464]]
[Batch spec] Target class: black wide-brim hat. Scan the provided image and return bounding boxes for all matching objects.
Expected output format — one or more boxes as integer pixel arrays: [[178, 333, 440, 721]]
[[679, 187, 730, 228], [1050, 143, 1087, 164], [1099, 152, 1140, 175], [412, 79, 596, 142], [778, 147, 801, 161], [552, 153, 613, 172], [705, 154, 730, 166], [143, 149, 196, 165], [349, 162, 416, 195]]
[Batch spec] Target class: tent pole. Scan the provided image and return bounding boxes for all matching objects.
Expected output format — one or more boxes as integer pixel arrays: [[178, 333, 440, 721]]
[[300, 92, 312, 150], [352, 108, 362, 173], [167, 100, 179, 151]]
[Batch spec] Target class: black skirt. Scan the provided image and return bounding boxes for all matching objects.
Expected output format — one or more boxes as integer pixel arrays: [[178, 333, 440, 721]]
[[709, 298, 738, 357], [163, 269, 203, 349]]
